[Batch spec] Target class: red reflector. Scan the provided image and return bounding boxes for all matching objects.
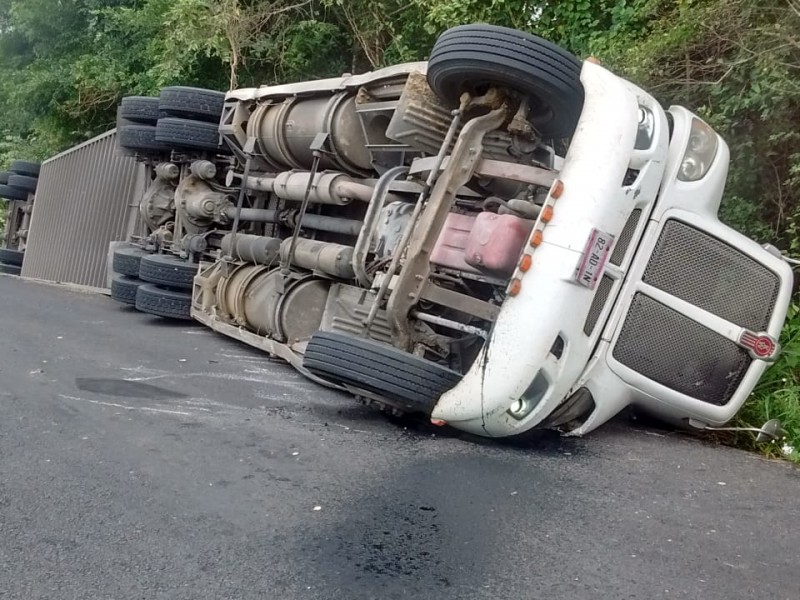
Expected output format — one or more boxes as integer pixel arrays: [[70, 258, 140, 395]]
[[431, 418, 447, 427]]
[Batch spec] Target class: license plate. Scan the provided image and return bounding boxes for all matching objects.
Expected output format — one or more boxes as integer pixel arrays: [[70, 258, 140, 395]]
[[574, 228, 614, 289]]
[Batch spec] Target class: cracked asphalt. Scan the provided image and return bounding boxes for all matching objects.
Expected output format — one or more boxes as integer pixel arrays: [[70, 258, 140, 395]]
[[0, 275, 798, 599]]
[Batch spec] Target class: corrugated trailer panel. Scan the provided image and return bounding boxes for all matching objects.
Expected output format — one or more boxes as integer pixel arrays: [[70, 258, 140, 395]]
[[21, 130, 145, 289]]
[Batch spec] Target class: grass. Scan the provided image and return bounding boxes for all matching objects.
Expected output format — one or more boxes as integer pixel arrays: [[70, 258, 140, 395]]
[[734, 303, 800, 462]]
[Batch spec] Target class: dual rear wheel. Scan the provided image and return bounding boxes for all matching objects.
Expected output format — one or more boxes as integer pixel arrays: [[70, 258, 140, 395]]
[[117, 86, 229, 156], [109, 246, 195, 321]]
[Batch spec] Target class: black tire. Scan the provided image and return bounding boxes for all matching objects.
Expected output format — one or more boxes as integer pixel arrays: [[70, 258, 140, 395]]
[[158, 86, 225, 123], [115, 110, 138, 157], [155, 117, 228, 153], [135, 284, 192, 320], [112, 245, 151, 277], [7, 174, 37, 193], [0, 184, 28, 201], [0, 263, 22, 276], [9, 160, 40, 177], [138, 253, 196, 290], [303, 331, 462, 414], [117, 124, 170, 153], [0, 171, 10, 185], [427, 24, 584, 138], [110, 274, 143, 305], [119, 96, 160, 124], [0, 248, 24, 266]]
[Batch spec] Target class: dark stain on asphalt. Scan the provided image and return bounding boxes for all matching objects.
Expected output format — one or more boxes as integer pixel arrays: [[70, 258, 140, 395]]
[[295, 452, 573, 598], [75, 377, 188, 399]]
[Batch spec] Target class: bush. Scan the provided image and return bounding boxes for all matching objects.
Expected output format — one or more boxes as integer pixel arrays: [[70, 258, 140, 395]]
[[735, 304, 800, 462]]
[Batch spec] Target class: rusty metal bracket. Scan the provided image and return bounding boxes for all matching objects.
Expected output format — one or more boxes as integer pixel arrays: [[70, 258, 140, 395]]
[[408, 156, 556, 188], [418, 283, 499, 322], [352, 165, 410, 288], [386, 106, 508, 350]]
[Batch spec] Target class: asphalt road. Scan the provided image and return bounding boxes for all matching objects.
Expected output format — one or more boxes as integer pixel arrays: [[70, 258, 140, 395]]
[[0, 275, 798, 600]]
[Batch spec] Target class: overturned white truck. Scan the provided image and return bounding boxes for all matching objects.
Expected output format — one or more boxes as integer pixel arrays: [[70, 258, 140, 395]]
[[179, 24, 793, 438]]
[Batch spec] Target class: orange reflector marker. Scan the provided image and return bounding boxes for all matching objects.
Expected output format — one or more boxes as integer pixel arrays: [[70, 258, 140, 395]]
[[550, 179, 564, 199], [508, 278, 522, 296], [541, 206, 554, 223], [587, 56, 602, 65], [519, 254, 532, 272], [530, 230, 543, 247], [431, 418, 447, 427]]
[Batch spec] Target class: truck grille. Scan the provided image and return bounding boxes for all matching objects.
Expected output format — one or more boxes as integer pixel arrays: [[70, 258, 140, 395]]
[[610, 209, 641, 266], [613, 294, 751, 405], [643, 220, 779, 331], [584, 275, 614, 335]]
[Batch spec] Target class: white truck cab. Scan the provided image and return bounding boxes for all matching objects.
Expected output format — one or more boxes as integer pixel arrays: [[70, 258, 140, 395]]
[[431, 60, 792, 437]]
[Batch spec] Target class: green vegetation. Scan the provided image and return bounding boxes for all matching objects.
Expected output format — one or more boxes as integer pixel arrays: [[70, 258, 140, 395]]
[[0, 0, 796, 454], [737, 304, 800, 460]]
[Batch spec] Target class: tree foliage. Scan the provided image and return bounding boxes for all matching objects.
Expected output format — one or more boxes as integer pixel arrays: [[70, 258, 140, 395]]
[[591, 0, 800, 244]]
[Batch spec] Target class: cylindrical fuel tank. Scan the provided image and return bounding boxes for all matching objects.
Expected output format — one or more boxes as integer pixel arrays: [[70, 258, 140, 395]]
[[217, 264, 267, 328], [243, 269, 283, 336], [277, 278, 331, 345], [250, 92, 371, 175], [216, 264, 330, 344]]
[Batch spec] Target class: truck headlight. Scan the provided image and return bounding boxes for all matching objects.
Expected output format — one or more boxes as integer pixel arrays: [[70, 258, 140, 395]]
[[678, 118, 719, 182], [635, 107, 655, 150], [507, 371, 549, 421]]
